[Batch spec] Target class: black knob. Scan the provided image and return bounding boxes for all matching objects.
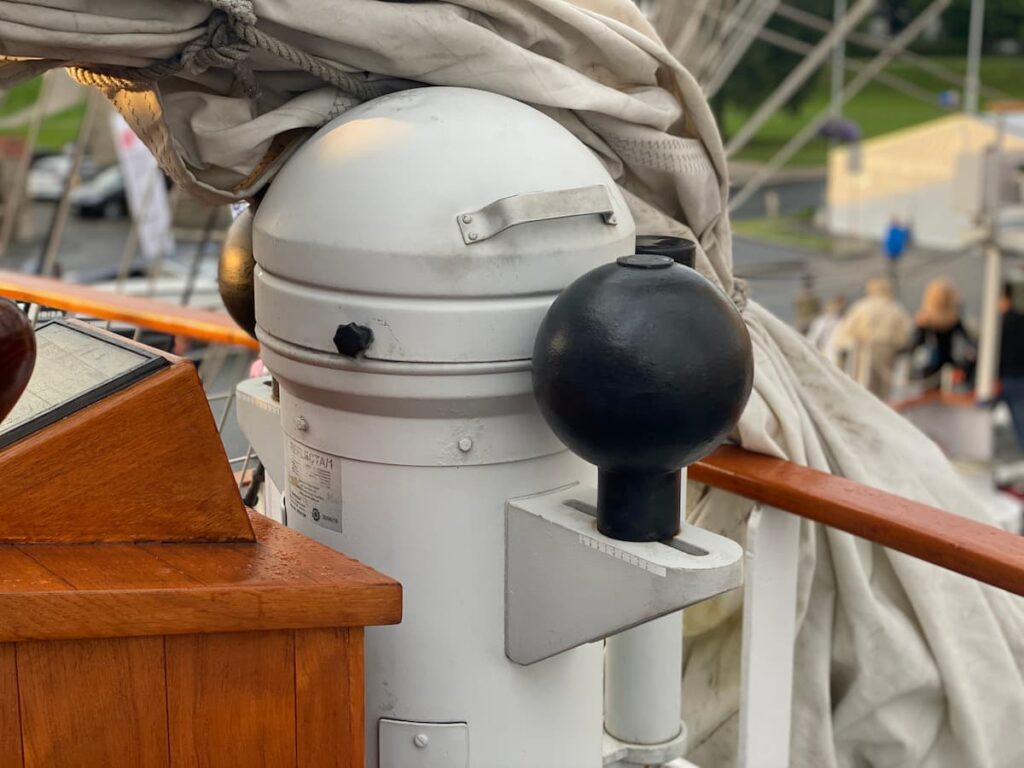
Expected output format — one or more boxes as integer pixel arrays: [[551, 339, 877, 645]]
[[334, 323, 374, 358], [0, 299, 36, 422], [532, 254, 753, 541], [635, 235, 696, 268]]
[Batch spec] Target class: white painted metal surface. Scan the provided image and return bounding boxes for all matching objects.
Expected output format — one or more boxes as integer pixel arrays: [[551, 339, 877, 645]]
[[604, 475, 686, 762], [605, 614, 684, 747], [253, 86, 633, 364], [603, 726, 688, 768], [234, 375, 285, 489], [977, 244, 1003, 402], [259, 327, 611, 767], [279, 428, 604, 767], [379, 720, 469, 768], [252, 86, 635, 767], [257, 337, 564, 468], [738, 505, 801, 768], [504, 484, 742, 666]]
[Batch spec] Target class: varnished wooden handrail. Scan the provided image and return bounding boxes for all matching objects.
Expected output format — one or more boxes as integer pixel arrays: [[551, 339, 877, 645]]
[[0, 270, 258, 350], [692, 444, 1024, 596]]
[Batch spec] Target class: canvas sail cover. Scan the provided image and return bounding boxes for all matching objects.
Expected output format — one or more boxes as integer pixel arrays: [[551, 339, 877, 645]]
[[1, 1, 1021, 765]]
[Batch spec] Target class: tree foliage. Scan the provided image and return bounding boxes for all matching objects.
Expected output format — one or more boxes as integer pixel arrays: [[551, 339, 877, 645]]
[[711, 0, 836, 129], [711, 0, 1022, 133], [896, 0, 1024, 48]]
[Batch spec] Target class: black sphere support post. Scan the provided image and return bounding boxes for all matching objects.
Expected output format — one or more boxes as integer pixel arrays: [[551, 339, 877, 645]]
[[532, 245, 753, 542], [597, 469, 682, 541], [634, 235, 696, 268]]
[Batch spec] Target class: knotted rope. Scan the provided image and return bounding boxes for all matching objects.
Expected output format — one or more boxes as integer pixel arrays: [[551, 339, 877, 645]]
[[68, 0, 411, 101], [180, 9, 258, 96]]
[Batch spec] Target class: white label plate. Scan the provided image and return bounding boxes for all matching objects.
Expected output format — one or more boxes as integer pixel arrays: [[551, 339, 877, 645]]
[[286, 438, 343, 533]]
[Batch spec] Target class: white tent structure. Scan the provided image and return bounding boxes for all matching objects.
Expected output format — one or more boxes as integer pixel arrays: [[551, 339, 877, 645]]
[[826, 112, 1024, 250]]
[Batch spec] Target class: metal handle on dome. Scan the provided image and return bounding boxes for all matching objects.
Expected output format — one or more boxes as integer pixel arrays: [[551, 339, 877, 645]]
[[457, 184, 617, 245]]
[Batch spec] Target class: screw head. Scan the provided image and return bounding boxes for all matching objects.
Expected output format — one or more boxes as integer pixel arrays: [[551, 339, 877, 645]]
[[457, 437, 473, 453], [295, 416, 308, 432], [461, 214, 473, 224], [467, 231, 478, 241], [413, 733, 429, 748]]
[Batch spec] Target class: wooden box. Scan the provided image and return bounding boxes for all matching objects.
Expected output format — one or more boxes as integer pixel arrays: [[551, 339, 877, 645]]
[[0, 329, 401, 767]]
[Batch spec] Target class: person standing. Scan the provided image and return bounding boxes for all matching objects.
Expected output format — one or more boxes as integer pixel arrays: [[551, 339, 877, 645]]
[[806, 294, 847, 365], [911, 278, 975, 388], [833, 277, 914, 400], [999, 283, 1024, 450], [792, 273, 822, 335], [882, 217, 911, 296]]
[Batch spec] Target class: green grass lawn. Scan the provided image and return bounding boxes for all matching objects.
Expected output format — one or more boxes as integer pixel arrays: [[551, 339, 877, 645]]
[[0, 77, 87, 150], [723, 56, 1024, 167]]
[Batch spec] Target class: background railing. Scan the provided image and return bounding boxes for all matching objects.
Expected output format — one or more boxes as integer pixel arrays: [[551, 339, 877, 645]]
[[693, 444, 1024, 596], [691, 444, 1024, 768], [0, 270, 260, 495], [0, 270, 257, 350]]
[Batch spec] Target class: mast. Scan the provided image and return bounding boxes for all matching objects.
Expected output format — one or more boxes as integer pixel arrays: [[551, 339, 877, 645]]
[[964, 0, 985, 114]]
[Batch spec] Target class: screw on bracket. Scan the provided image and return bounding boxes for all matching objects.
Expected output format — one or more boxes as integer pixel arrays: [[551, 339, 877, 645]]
[[333, 323, 374, 358]]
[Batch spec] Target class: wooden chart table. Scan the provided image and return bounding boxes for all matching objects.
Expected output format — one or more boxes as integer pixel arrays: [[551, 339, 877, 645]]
[[0, 323, 401, 767]]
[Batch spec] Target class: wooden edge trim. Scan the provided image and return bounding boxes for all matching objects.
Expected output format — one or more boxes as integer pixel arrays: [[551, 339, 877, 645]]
[[0, 361, 255, 544], [0, 270, 258, 350], [691, 444, 1024, 596], [0, 582, 402, 643]]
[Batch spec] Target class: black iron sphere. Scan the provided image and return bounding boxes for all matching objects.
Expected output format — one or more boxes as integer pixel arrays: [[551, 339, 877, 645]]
[[218, 208, 258, 338], [532, 254, 753, 541]]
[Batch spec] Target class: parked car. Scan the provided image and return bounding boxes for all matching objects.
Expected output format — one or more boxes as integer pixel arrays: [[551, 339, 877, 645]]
[[26, 153, 99, 201], [70, 165, 127, 218]]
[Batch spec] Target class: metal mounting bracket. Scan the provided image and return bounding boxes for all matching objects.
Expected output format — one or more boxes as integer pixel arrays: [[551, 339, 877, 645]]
[[457, 185, 617, 245], [602, 725, 688, 766], [505, 484, 743, 665]]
